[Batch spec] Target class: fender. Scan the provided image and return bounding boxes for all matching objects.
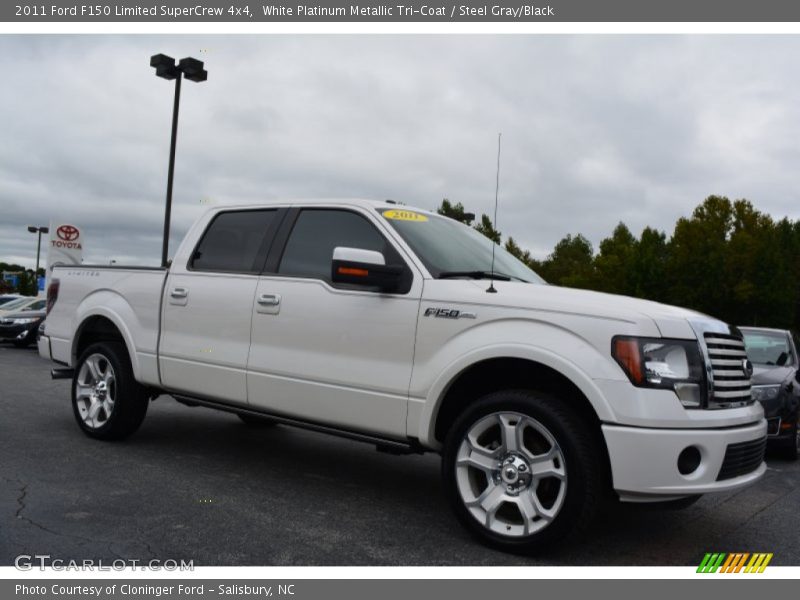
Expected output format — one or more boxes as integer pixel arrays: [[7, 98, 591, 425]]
[[71, 290, 157, 385], [413, 343, 620, 449]]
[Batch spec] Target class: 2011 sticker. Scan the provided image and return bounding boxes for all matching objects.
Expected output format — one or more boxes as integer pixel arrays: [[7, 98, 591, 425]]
[[383, 209, 429, 222]]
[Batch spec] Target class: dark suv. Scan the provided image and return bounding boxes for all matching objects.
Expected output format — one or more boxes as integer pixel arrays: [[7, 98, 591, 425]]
[[740, 327, 799, 460]]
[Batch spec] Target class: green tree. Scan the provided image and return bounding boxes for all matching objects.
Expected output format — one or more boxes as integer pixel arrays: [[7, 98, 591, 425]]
[[474, 214, 501, 244], [666, 195, 734, 316], [593, 222, 637, 295], [631, 227, 669, 301], [436, 199, 474, 225], [504, 237, 524, 260], [16, 270, 38, 296], [539, 234, 595, 288], [504, 237, 540, 271]]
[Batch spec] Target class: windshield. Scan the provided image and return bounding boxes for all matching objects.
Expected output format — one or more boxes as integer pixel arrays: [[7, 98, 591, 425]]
[[378, 208, 545, 284], [0, 298, 30, 311], [742, 330, 796, 367]]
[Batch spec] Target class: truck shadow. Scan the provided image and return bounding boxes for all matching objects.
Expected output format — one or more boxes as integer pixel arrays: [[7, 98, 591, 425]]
[[110, 398, 770, 565]]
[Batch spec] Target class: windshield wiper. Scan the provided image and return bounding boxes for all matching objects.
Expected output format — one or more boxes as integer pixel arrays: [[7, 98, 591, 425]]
[[437, 270, 517, 282]]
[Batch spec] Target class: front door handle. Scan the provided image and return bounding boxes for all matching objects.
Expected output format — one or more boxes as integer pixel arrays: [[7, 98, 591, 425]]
[[171, 287, 188, 299], [257, 294, 281, 307]]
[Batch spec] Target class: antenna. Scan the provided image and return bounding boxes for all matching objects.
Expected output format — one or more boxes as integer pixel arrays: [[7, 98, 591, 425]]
[[487, 132, 501, 293]]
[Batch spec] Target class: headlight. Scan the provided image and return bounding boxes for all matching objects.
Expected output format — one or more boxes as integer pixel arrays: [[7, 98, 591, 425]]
[[612, 336, 706, 408], [11, 318, 37, 325], [751, 385, 781, 402]]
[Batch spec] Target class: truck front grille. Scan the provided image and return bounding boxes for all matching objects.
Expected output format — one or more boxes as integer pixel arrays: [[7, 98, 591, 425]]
[[716, 437, 766, 481], [703, 332, 753, 408]]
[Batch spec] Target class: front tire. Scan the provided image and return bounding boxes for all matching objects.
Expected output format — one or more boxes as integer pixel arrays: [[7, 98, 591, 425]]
[[442, 389, 605, 553], [72, 341, 148, 440]]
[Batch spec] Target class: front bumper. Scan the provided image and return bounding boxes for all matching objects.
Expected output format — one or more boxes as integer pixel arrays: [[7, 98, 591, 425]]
[[0, 323, 34, 341], [603, 419, 767, 502]]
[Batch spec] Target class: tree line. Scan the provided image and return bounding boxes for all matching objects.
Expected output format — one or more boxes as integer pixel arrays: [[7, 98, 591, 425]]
[[436, 196, 800, 332]]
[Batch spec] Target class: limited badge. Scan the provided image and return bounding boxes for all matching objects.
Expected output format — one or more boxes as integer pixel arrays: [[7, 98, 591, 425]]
[[383, 209, 429, 222]]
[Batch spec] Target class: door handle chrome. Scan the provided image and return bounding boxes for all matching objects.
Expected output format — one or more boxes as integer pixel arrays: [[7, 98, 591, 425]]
[[257, 294, 280, 306], [170, 287, 188, 299]]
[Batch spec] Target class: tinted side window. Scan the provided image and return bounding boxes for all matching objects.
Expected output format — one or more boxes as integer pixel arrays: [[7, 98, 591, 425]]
[[191, 210, 277, 273], [278, 209, 399, 282]]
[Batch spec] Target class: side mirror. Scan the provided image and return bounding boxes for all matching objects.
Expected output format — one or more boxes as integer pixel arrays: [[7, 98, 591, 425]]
[[331, 247, 403, 293]]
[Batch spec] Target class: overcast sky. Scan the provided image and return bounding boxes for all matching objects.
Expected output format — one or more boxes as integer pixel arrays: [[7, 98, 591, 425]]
[[2, 34, 800, 269]]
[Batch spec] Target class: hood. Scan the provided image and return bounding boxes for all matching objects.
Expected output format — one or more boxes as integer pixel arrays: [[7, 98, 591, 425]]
[[751, 365, 796, 386], [0, 310, 45, 321], [426, 279, 715, 339]]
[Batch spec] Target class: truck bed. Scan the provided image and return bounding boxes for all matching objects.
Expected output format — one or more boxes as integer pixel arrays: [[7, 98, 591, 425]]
[[44, 265, 168, 387]]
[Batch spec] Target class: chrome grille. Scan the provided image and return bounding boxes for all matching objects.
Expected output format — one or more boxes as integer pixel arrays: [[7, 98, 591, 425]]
[[703, 332, 753, 408]]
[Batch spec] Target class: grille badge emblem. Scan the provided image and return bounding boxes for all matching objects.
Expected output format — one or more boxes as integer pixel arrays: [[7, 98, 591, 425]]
[[742, 358, 754, 379]]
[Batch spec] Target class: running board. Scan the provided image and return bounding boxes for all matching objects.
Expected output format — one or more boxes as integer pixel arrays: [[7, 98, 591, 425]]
[[51, 367, 74, 380], [171, 394, 424, 455]]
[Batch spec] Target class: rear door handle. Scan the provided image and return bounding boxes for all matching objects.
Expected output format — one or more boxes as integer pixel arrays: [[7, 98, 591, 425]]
[[257, 294, 280, 306]]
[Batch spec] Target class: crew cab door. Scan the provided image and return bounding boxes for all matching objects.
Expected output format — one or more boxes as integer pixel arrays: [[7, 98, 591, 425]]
[[159, 208, 283, 403], [247, 207, 422, 438]]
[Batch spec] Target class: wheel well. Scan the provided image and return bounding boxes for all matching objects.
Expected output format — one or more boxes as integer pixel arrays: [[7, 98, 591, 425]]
[[74, 316, 126, 362], [433, 357, 610, 473]]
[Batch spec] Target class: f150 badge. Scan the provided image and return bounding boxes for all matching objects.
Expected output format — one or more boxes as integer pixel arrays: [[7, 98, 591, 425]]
[[424, 307, 477, 319]]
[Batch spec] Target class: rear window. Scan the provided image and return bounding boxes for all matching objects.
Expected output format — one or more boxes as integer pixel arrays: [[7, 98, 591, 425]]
[[191, 210, 278, 273]]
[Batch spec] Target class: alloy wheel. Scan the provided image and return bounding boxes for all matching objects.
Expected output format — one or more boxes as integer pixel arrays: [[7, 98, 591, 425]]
[[455, 411, 567, 537], [74, 353, 116, 429]]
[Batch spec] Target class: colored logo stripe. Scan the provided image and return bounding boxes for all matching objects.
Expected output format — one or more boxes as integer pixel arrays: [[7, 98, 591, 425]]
[[745, 553, 773, 573], [697, 552, 773, 573]]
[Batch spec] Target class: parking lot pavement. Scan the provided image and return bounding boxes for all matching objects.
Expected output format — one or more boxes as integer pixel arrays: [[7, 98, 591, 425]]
[[1, 343, 798, 567]]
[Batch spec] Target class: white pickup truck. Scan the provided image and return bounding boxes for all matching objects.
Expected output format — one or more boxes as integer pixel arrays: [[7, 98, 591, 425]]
[[39, 199, 766, 552]]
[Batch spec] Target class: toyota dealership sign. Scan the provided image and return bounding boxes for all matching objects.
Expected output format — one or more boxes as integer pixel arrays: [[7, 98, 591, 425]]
[[46, 221, 84, 271]]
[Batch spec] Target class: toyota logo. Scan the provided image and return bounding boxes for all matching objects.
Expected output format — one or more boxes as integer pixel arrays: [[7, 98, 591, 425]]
[[56, 225, 79, 242]]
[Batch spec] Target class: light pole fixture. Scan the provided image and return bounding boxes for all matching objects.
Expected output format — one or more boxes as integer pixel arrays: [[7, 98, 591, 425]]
[[150, 53, 208, 268], [27, 225, 49, 276]]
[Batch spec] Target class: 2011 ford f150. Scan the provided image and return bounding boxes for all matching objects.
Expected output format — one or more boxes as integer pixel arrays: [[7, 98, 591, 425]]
[[39, 199, 767, 552]]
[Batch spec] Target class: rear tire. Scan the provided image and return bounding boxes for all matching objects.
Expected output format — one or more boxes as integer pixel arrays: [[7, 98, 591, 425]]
[[71, 341, 148, 440], [442, 389, 605, 553]]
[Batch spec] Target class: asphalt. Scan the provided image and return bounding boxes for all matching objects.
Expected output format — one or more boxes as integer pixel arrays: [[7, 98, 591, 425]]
[[1, 344, 798, 566]]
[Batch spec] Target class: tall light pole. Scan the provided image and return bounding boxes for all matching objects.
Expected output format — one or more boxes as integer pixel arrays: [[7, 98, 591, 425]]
[[27, 225, 49, 293], [150, 53, 208, 268]]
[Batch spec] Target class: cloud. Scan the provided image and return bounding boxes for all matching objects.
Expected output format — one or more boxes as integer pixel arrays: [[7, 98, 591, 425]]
[[2, 34, 800, 269]]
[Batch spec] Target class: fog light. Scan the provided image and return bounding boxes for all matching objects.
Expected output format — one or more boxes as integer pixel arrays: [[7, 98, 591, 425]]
[[16, 330, 29, 340], [678, 446, 701, 475]]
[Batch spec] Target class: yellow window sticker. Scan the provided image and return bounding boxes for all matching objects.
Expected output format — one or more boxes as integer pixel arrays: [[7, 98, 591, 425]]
[[383, 209, 428, 222]]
